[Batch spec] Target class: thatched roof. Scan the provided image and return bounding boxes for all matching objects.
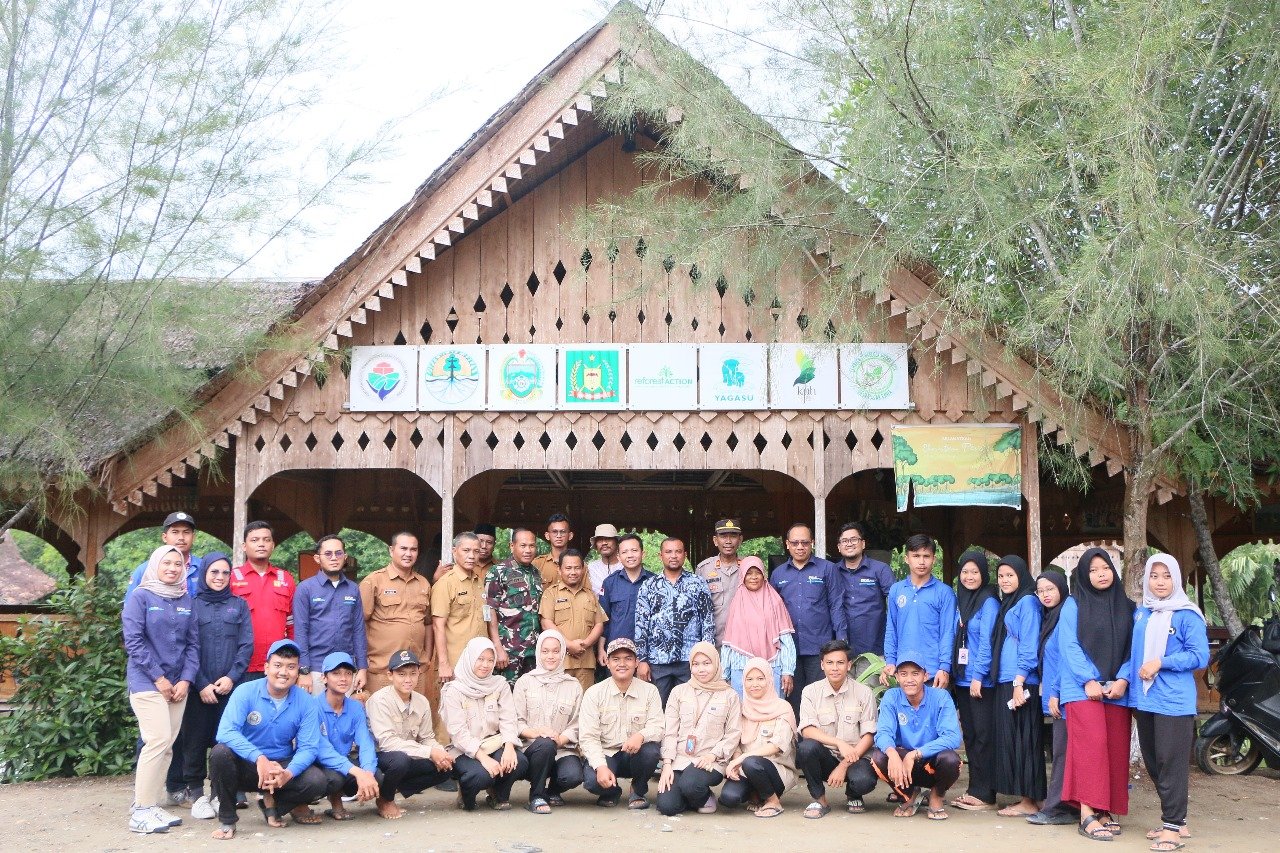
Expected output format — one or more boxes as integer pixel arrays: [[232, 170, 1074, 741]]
[[0, 533, 56, 605]]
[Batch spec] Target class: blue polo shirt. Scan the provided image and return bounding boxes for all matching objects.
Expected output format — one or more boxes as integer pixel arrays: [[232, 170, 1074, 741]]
[[314, 693, 378, 774], [838, 557, 894, 656], [600, 568, 649, 645], [874, 685, 962, 757], [1127, 608, 1209, 717], [769, 558, 847, 657], [125, 554, 204, 601], [884, 576, 957, 675], [217, 680, 321, 777], [292, 574, 368, 671]]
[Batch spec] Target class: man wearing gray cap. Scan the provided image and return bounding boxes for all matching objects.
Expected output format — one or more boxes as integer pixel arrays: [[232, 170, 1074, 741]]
[[695, 518, 745, 644], [587, 523, 622, 597]]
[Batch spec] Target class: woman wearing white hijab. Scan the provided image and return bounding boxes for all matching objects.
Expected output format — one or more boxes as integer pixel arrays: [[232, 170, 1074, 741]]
[[514, 629, 584, 813], [123, 545, 200, 834], [440, 636, 528, 811], [1128, 554, 1208, 852]]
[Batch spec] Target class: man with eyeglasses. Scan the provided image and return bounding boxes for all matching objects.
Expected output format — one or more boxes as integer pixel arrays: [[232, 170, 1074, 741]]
[[769, 522, 847, 720], [292, 533, 368, 696], [835, 522, 895, 675]]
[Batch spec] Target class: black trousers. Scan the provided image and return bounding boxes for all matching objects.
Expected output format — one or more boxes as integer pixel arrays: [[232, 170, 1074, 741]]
[[453, 746, 529, 809], [375, 750, 449, 799], [795, 737, 878, 801], [656, 766, 725, 815], [649, 662, 689, 708], [953, 686, 997, 803], [581, 741, 662, 800], [523, 737, 584, 801], [1134, 710, 1194, 827], [1043, 716, 1076, 814], [868, 747, 962, 796], [321, 766, 385, 797], [180, 693, 230, 789], [208, 743, 328, 826], [789, 655, 824, 721], [720, 756, 786, 806]]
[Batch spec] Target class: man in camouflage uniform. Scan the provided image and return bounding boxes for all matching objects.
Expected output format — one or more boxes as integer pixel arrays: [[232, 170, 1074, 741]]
[[484, 527, 544, 685]]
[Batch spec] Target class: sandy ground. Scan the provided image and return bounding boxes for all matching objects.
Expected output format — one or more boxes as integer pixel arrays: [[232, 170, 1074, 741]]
[[0, 764, 1274, 852]]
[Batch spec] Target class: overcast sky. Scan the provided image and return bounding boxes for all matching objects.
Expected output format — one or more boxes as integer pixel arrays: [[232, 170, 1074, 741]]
[[254, 0, 789, 280]]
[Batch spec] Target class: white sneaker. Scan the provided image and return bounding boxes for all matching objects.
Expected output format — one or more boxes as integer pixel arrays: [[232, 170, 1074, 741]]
[[191, 795, 218, 820], [129, 807, 170, 834], [150, 805, 183, 827]]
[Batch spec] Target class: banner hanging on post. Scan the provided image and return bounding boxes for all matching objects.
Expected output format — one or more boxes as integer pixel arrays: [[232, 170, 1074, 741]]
[[892, 424, 1023, 511], [350, 347, 417, 412]]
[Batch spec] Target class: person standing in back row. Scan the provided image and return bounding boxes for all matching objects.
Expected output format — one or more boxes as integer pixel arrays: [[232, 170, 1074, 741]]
[[834, 521, 893, 674], [634, 538, 715, 707], [484, 527, 543, 685], [882, 535, 956, 690], [770, 523, 847, 721], [695, 518, 745, 644], [532, 513, 573, 586], [230, 522, 295, 681], [293, 533, 367, 695]]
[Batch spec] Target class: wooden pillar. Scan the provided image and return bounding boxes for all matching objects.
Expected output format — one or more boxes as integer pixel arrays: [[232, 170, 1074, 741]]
[[233, 443, 249, 566], [813, 423, 827, 557], [440, 416, 457, 562], [1022, 420, 1042, 573]]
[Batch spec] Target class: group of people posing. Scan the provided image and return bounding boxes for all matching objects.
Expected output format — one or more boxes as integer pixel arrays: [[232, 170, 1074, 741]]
[[121, 512, 1208, 853]]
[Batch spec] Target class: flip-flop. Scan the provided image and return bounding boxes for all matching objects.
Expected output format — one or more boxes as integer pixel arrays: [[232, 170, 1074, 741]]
[[803, 802, 830, 819], [527, 798, 551, 815], [846, 797, 866, 814], [755, 805, 784, 818], [257, 800, 284, 828], [323, 808, 354, 821], [547, 795, 566, 807], [627, 794, 650, 810], [927, 807, 949, 821], [291, 809, 324, 826], [998, 805, 1038, 817], [1146, 827, 1191, 840], [1149, 841, 1185, 852], [211, 824, 236, 840], [950, 795, 994, 811], [894, 789, 927, 818]]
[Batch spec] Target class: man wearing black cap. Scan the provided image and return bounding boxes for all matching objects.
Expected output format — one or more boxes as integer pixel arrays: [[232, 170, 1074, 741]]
[[473, 523, 498, 578], [365, 649, 454, 819], [125, 511, 203, 600], [695, 518, 745, 644]]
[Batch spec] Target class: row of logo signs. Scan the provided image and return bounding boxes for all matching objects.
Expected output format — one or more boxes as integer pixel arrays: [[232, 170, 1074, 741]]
[[350, 343, 911, 412]]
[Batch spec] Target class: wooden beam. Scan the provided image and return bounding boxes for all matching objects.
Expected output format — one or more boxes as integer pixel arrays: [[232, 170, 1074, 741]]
[[1023, 419, 1042, 573]]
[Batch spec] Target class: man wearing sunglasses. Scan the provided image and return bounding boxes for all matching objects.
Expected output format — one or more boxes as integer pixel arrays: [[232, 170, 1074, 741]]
[[292, 533, 368, 695]]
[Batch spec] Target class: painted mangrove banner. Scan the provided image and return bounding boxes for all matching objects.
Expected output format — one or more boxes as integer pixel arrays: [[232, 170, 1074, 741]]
[[350, 346, 417, 412], [559, 346, 627, 410], [418, 345, 485, 411], [892, 424, 1022, 511], [486, 344, 555, 411], [628, 344, 697, 410]]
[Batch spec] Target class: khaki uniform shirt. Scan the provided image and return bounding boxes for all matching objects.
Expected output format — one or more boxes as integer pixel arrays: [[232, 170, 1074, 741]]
[[513, 674, 583, 760], [578, 678, 665, 769], [798, 677, 878, 758], [661, 682, 742, 772], [439, 683, 520, 759], [430, 566, 486, 666], [538, 582, 608, 670], [694, 556, 741, 644], [532, 553, 561, 587], [734, 716, 797, 792], [365, 685, 443, 760], [361, 565, 432, 674]]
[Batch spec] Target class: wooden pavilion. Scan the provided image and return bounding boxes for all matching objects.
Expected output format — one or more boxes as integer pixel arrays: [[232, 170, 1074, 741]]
[[16, 10, 1274, 583]]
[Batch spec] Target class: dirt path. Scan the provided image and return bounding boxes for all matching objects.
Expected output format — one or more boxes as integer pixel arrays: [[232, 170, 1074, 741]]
[[1, 764, 1273, 852]]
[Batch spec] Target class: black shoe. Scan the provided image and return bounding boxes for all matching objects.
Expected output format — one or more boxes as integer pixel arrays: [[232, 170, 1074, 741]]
[[1027, 809, 1078, 826], [434, 778, 458, 792]]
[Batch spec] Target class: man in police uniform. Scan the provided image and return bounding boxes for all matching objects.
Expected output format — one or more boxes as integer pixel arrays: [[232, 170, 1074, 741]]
[[695, 518, 745, 645]]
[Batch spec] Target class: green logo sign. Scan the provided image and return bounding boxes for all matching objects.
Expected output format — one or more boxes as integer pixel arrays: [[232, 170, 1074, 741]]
[[565, 350, 619, 403]]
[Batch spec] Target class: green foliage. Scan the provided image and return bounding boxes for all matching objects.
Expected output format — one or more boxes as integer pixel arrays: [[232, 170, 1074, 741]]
[[0, 576, 136, 781], [854, 652, 892, 700], [1201, 543, 1280, 628], [7, 530, 69, 589], [992, 429, 1021, 454]]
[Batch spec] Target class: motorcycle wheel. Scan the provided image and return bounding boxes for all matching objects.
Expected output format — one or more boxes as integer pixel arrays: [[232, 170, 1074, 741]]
[[1195, 733, 1263, 775]]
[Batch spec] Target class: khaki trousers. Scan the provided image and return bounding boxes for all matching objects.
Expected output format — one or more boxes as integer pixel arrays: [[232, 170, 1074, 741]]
[[131, 690, 187, 806]]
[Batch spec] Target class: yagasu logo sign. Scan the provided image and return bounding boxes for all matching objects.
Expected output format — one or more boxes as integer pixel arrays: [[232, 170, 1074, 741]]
[[699, 344, 767, 410], [350, 348, 416, 411]]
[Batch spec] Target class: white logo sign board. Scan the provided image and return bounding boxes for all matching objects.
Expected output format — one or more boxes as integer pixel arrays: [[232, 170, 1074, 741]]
[[486, 345, 555, 411], [698, 344, 769, 410], [839, 344, 910, 410], [768, 344, 839, 410], [350, 347, 417, 412], [418, 346, 486, 411], [627, 344, 698, 410]]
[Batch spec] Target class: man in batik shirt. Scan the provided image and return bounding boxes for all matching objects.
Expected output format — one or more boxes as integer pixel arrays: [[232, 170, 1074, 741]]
[[484, 527, 544, 684], [633, 537, 714, 708]]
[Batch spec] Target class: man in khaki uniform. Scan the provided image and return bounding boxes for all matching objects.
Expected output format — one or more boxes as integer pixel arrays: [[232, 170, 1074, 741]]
[[796, 639, 879, 817], [694, 518, 745, 644], [531, 512, 573, 586], [361, 532, 450, 747], [539, 549, 607, 691], [431, 533, 485, 683], [365, 649, 455, 819], [579, 638, 665, 809]]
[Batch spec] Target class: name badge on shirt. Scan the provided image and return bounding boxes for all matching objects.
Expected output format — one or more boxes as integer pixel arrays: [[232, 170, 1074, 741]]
[[684, 735, 698, 756], [957, 648, 969, 665]]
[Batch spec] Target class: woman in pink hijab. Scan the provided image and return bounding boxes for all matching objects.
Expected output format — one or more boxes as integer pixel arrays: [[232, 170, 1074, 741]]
[[720, 557, 797, 698]]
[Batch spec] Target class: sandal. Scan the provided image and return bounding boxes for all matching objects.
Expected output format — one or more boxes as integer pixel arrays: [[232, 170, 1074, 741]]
[[998, 804, 1038, 817], [803, 801, 830, 819], [290, 808, 323, 826], [596, 796, 619, 808], [950, 795, 994, 811], [1146, 827, 1191, 840], [527, 798, 551, 815], [1099, 813, 1122, 835], [1149, 841, 1185, 852], [927, 807, 949, 821], [894, 789, 927, 818], [489, 799, 512, 811], [627, 793, 650, 810], [1078, 814, 1114, 842], [547, 794, 566, 807], [323, 808, 354, 821], [755, 805, 784, 818], [847, 797, 866, 814], [211, 824, 236, 840], [257, 800, 285, 828]]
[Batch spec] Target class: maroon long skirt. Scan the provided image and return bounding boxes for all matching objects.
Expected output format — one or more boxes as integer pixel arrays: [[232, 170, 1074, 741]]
[[1062, 699, 1131, 814]]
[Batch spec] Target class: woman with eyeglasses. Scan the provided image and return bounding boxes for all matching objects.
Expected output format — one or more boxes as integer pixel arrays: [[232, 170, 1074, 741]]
[[179, 553, 253, 813]]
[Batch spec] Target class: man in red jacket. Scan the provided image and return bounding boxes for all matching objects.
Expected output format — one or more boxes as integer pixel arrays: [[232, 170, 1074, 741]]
[[230, 521, 297, 679]]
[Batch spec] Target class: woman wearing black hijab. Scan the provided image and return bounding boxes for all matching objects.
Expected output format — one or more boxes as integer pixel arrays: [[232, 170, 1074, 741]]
[[1027, 570, 1076, 827], [1059, 548, 1135, 842], [989, 555, 1045, 817], [179, 553, 253, 811], [949, 551, 1000, 810]]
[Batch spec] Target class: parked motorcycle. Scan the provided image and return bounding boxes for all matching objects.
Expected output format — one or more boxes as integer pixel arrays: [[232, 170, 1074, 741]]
[[1195, 597, 1280, 775]]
